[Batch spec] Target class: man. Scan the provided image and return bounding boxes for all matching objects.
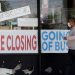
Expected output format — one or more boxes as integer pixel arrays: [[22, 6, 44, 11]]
[[64, 17, 75, 75]]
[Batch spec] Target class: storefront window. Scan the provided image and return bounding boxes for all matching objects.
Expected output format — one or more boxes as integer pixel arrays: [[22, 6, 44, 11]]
[[0, 0, 37, 29], [40, 0, 67, 29]]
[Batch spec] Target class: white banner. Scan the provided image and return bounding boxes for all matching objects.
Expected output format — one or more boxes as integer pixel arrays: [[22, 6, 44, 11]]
[[0, 30, 38, 53], [41, 30, 69, 53], [18, 18, 38, 27], [0, 6, 31, 22]]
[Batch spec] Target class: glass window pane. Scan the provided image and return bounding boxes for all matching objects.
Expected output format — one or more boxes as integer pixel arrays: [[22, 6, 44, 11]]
[[0, 0, 37, 29], [40, 0, 67, 29]]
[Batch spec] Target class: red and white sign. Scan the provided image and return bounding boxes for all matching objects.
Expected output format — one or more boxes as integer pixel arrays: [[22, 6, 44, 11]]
[[0, 30, 38, 53]]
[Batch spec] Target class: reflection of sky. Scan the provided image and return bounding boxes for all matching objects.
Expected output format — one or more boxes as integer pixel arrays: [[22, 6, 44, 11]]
[[48, 0, 63, 8], [48, 0, 63, 14], [41, 0, 63, 8], [41, 0, 63, 15], [7, 0, 37, 17]]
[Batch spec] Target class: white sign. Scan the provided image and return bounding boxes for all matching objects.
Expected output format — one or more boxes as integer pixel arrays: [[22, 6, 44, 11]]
[[0, 6, 31, 22], [41, 30, 69, 53], [0, 30, 38, 53], [18, 18, 38, 27]]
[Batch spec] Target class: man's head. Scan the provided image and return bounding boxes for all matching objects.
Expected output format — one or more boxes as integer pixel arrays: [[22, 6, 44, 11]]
[[68, 17, 75, 28]]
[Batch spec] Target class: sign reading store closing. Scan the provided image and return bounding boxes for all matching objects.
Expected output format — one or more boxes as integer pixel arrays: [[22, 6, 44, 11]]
[[41, 30, 69, 53], [0, 30, 38, 53]]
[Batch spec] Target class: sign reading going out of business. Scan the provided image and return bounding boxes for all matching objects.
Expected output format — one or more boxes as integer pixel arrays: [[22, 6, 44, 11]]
[[41, 30, 69, 53], [0, 6, 31, 22], [18, 18, 38, 27], [0, 30, 38, 53]]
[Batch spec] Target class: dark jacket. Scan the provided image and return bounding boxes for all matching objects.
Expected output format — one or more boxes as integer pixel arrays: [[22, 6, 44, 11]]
[[15, 69, 25, 75]]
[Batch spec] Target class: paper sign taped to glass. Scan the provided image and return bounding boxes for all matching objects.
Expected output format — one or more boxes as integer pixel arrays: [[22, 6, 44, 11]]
[[0, 6, 31, 22], [0, 30, 38, 53]]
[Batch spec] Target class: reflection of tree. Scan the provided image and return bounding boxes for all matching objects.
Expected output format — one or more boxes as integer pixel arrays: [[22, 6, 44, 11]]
[[0, 1, 11, 26], [33, 14, 37, 18], [40, 13, 59, 29], [0, 1, 10, 11], [70, 9, 75, 17], [48, 14, 57, 23]]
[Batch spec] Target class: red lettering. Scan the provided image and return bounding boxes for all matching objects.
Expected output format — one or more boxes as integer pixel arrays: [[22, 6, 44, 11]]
[[12, 36, 15, 50], [27, 36, 31, 50], [25, 36, 26, 50], [32, 35, 37, 50], [7, 35, 11, 50], [1, 35, 5, 50], [21, 35, 24, 50], [15, 35, 20, 50]]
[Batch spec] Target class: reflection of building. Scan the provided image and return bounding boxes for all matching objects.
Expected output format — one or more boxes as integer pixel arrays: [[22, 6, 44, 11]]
[[41, 0, 48, 19], [0, 0, 37, 30], [41, 0, 75, 29]]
